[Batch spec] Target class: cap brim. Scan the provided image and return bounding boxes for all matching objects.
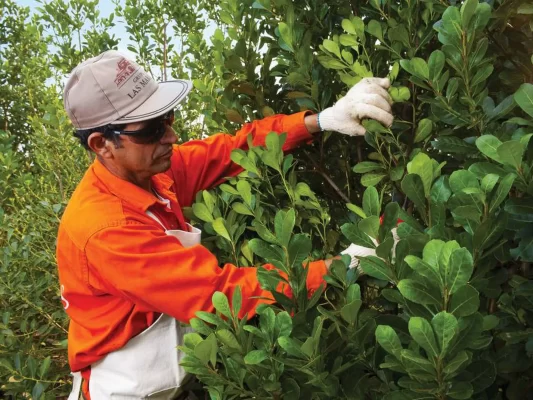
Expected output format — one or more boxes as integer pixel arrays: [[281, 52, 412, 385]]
[[112, 80, 192, 124]]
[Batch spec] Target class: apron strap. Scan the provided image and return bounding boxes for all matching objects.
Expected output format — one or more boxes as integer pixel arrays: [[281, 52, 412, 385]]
[[146, 210, 167, 231], [68, 372, 83, 400]]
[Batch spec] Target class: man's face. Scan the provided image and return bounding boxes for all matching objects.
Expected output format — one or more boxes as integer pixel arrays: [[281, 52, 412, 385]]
[[101, 112, 177, 183]]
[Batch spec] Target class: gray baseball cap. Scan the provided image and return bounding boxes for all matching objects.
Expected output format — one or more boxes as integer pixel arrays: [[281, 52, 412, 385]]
[[63, 50, 192, 129]]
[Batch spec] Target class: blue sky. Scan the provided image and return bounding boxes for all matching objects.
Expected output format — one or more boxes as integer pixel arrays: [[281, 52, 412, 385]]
[[16, 0, 137, 57], [15, 0, 218, 61]]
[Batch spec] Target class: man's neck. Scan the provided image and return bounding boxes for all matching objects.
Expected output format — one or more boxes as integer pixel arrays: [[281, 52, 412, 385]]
[[98, 158, 152, 192]]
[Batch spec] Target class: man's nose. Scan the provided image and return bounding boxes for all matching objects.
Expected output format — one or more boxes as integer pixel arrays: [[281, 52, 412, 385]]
[[160, 124, 177, 145]]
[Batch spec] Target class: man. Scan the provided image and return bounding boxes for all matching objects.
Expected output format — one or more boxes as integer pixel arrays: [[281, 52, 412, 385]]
[[57, 50, 393, 399]]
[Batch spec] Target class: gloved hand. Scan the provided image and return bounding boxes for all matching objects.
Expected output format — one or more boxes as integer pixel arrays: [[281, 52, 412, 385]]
[[341, 242, 377, 273], [340, 228, 399, 274], [318, 77, 393, 136]]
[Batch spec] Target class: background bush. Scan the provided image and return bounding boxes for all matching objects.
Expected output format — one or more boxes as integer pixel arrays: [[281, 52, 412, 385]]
[[0, 0, 532, 398]]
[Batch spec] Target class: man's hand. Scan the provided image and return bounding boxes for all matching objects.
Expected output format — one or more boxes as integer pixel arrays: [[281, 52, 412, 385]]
[[318, 77, 393, 136]]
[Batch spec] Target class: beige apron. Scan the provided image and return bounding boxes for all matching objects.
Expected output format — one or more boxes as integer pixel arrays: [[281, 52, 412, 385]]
[[68, 211, 201, 399]]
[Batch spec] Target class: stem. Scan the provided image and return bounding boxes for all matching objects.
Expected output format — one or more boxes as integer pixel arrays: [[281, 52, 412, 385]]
[[162, 21, 168, 81], [280, 173, 294, 205], [3, 105, 8, 131], [356, 138, 363, 163], [303, 151, 351, 203]]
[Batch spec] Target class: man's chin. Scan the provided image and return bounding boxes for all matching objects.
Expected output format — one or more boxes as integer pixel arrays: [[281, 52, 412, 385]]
[[152, 159, 172, 174]]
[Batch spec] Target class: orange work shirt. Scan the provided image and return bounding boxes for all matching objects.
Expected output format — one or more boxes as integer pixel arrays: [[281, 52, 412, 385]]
[[56, 112, 328, 378]]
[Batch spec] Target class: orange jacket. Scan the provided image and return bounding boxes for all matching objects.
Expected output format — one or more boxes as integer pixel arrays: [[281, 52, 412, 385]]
[[56, 112, 327, 377]]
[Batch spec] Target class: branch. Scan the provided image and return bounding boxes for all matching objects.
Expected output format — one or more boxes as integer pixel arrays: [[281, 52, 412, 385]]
[[303, 150, 351, 203]]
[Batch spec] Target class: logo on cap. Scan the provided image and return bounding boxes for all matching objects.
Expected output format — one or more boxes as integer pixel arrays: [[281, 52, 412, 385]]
[[114, 58, 137, 88]]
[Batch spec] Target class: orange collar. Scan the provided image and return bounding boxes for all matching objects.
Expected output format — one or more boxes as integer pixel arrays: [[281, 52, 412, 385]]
[[92, 159, 177, 212]]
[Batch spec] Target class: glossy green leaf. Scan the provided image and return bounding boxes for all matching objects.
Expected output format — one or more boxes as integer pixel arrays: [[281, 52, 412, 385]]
[[236, 180, 252, 207], [278, 336, 307, 358], [193, 203, 214, 222], [353, 161, 383, 173], [402, 174, 427, 217], [194, 333, 218, 366], [407, 153, 434, 197], [398, 279, 441, 306], [232, 286, 242, 317], [447, 381, 474, 399], [244, 350, 268, 365], [232, 202, 253, 216], [217, 329, 243, 352], [449, 170, 479, 193], [401, 57, 429, 80], [476, 135, 503, 162], [489, 173, 516, 213], [278, 22, 294, 52], [347, 203, 367, 218], [363, 186, 381, 217], [347, 283, 362, 303], [414, 119, 433, 143], [461, 0, 478, 28], [212, 291, 232, 318], [341, 223, 376, 248], [428, 50, 445, 81], [480, 174, 499, 194], [444, 248, 473, 294], [482, 315, 500, 331], [471, 3, 491, 31], [497, 141, 525, 169], [276, 311, 293, 337], [249, 239, 283, 262], [340, 34, 359, 47], [400, 349, 436, 375], [409, 317, 439, 358], [473, 213, 507, 251], [449, 285, 479, 317], [213, 218, 231, 242], [431, 312, 458, 357], [406, 256, 441, 290], [443, 350, 470, 376], [379, 202, 400, 240], [361, 172, 387, 187], [376, 325, 403, 358], [253, 221, 279, 244], [288, 233, 311, 269], [514, 83, 533, 118], [340, 299, 362, 324], [32, 383, 45, 400], [322, 39, 341, 59], [275, 209, 295, 248], [341, 50, 353, 64], [465, 360, 497, 393], [430, 176, 452, 204], [359, 216, 380, 239], [342, 18, 356, 34], [360, 256, 395, 282], [367, 20, 383, 40], [471, 64, 493, 86]]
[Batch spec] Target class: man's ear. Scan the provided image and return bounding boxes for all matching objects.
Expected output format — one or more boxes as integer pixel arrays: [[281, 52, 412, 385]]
[[88, 132, 114, 159]]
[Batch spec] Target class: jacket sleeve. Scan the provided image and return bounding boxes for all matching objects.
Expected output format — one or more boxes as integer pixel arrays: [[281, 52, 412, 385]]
[[167, 112, 314, 206], [85, 222, 327, 323]]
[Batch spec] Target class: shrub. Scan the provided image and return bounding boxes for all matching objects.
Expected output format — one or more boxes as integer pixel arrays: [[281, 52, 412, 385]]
[[180, 0, 533, 399], [1, 0, 532, 398]]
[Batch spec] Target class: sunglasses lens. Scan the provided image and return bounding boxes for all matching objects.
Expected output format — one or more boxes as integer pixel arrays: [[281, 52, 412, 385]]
[[113, 109, 174, 144], [127, 119, 167, 144]]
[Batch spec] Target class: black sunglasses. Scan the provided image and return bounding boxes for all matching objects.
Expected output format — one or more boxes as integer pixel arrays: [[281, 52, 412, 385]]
[[108, 109, 175, 144]]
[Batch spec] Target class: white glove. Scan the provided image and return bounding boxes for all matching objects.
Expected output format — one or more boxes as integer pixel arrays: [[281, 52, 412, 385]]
[[341, 242, 377, 274], [319, 77, 393, 136], [341, 228, 399, 275]]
